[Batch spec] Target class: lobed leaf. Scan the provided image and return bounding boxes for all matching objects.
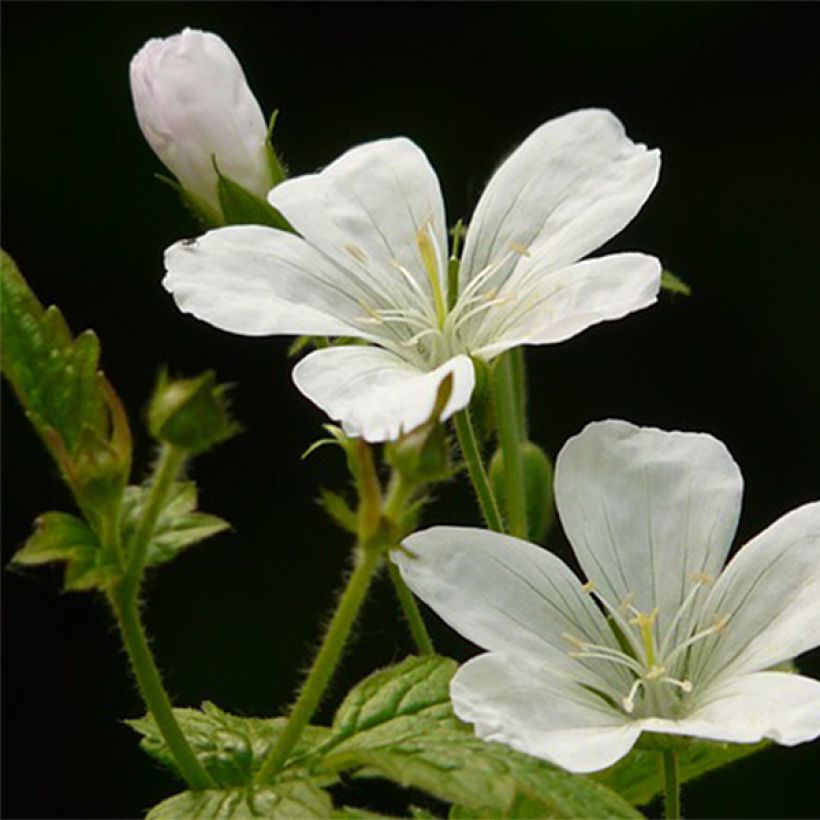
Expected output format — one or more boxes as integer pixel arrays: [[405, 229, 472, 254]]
[[147, 780, 333, 819], [121, 482, 230, 567], [323, 656, 641, 819], [11, 511, 119, 591], [129, 701, 332, 788]]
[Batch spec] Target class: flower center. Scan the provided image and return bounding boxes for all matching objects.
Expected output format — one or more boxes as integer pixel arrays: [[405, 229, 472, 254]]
[[564, 576, 728, 718]]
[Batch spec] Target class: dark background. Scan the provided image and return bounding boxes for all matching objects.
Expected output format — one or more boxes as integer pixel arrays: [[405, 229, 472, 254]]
[[2, 2, 819, 818]]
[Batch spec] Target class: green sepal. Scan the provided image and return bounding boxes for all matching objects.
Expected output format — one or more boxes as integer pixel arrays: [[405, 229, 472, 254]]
[[384, 374, 453, 484], [319, 488, 359, 534], [490, 441, 554, 541], [121, 482, 230, 567], [322, 656, 641, 819], [11, 512, 120, 591], [660, 269, 691, 297], [0, 251, 131, 519], [265, 109, 287, 187], [129, 701, 333, 787], [148, 370, 239, 454], [146, 781, 333, 819], [214, 159, 292, 230], [155, 173, 223, 229], [593, 737, 769, 807]]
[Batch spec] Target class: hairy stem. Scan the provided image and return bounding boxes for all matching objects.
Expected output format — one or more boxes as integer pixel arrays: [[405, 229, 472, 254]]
[[256, 545, 382, 784], [453, 409, 504, 532], [387, 558, 434, 655], [492, 354, 527, 537]]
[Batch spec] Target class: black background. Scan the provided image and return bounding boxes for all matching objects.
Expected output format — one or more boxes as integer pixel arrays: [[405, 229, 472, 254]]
[[2, 2, 819, 818]]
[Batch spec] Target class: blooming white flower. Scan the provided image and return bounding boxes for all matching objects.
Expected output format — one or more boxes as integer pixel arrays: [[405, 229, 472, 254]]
[[393, 420, 820, 773], [130, 28, 272, 218], [164, 110, 662, 441]]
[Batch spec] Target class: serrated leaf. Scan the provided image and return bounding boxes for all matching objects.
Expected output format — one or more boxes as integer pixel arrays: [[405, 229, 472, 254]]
[[323, 657, 640, 819], [215, 167, 291, 231], [129, 701, 333, 787], [660, 269, 691, 297], [147, 779, 333, 819], [593, 738, 769, 806], [121, 482, 230, 567], [1, 251, 108, 458], [11, 511, 119, 591]]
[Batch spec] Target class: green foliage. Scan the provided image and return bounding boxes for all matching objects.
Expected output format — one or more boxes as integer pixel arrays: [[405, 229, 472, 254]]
[[121, 482, 230, 567], [660, 269, 691, 297], [12, 512, 119, 591], [490, 441, 554, 542], [0, 251, 131, 515], [593, 738, 769, 807], [134, 657, 641, 818], [147, 780, 333, 819]]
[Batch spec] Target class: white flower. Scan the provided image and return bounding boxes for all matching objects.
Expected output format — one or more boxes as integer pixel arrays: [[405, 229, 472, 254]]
[[392, 420, 820, 773], [163, 110, 662, 441], [130, 28, 272, 218]]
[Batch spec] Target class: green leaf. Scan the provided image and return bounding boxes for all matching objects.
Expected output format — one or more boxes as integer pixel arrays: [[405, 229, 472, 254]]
[[660, 269, 691, 297], [147, 780, 333, 819], [323, 657, 641, 819], [11, 511, 119, 591], [1, 251, 105, 456], [0, 251, 131, 513], [129, 701, 333, 787], [121, 482, 230, 567], [215, 164, 292, 231], [593, 738, 769, 806]]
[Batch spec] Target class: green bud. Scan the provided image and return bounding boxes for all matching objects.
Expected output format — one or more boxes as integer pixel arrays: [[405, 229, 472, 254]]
[[148, 370, 238, 453], [385, 374, 453, 483], [490, 441, 554, 541], [72, 427, 129, 518]]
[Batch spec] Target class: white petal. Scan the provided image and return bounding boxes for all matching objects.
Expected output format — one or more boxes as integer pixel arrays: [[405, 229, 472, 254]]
[[292, 348, 474, 442], [393, 526, 624, 693], [639, 672, 820, 746], [691, 502, 820, 684], [555, 421, 743, 643], [469, 253, 661, 359], [451, 653, 640, 774], [130, 28, 270, 213], [459, 109, 660, 293], [269, 138, 448, 312], [163, 225, 378, 338]]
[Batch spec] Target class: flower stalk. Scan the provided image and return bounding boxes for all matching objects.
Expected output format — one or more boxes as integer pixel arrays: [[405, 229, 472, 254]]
[[661, 749, 681, 819]]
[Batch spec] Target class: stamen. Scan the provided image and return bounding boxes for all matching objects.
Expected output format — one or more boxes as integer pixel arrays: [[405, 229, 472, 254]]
[[570, 649, 644, 675], [660, 575, 712, 656], [664, 621, 725, 666], [622, 679, 644, 714], [660, 676, 693, 693], [401, 328, 439, 347], [390, 259, 438, 319], [644, 664, 666, 680], [581, 580, 596, 593], [588, 589, 646, 662]]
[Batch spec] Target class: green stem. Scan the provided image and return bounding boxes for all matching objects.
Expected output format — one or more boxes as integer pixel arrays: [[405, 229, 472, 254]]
[[256, 545, 382, 784], [661, 749, 681, 819], [110, 590, 213, 790], [509, 347, 528, 440], [387, 558, 434, 655], [109, 441, 213, 790], [493, 354, 527, 538], [382, 473, 435, 655], [453, 409, 504, 532]]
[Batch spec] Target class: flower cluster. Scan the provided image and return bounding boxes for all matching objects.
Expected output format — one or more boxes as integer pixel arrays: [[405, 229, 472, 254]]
[[131, 29, 820, 779]]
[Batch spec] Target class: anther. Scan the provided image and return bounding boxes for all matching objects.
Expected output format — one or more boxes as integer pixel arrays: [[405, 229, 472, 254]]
[[509, 241, 531, 257], [581, 581, 596, 594], [622, 679, 644, 714], [689, 571, 714, 586], [345, 243, 367, 263]]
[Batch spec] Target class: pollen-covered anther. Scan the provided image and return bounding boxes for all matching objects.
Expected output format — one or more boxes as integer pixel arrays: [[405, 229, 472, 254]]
[[345, 243, 368, 263], [713, 614, 729, 633], [689, 571, 714, 586], [509, 240, 531, 257]]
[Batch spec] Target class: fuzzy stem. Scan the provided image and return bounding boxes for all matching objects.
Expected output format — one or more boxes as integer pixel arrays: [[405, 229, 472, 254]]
[[453, 409, 504, 532], [387, 558, 434, 655], [255, 545, 382, 784], [493, 354, 527, 537], [662, 749, 681, 819]]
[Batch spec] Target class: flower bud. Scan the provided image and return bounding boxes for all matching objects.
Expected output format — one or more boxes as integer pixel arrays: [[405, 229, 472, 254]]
[[148, 370, 238, 453], [130, 28, 273, 220]]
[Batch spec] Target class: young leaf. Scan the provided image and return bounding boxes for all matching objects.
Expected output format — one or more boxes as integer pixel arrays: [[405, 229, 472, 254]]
[[146, 779, 333, 819], [129, 701, 333, 787], [322, 657, 641, 819], [12, 511, 120, 591], [120, 483, 230, 567], [593, 738, 769, 806]]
